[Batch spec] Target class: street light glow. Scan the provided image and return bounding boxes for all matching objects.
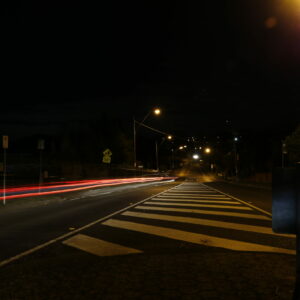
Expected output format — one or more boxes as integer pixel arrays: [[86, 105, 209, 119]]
[[179, 146, 184, 150], [154, 108, 161, 115], [167, 135, 172, 140], [193, 154, 199, 160], [205, 147, 211, 154]]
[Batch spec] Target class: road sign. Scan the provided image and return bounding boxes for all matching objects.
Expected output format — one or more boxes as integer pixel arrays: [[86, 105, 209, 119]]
[[2, 136, 8, 149], [103, 156, 112, 164], [103, 148, 112, 164], [103, 148, 112, 156]]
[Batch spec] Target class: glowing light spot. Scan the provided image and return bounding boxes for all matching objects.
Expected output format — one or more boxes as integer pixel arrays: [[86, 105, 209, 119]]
[[265, 17, 277, 29], [205, 148, 211, 154]]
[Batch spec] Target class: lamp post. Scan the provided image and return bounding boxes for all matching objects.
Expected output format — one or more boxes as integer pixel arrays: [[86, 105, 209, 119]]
[[133, 108, 161, 168], [155, 141, 159, 171], [233, 137, 239, 180], [155, 135, 173, 171], [38, 139, 45, 193], [2, 135, 8, 205]]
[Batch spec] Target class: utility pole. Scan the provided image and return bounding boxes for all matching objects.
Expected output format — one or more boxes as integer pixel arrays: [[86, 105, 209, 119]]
[[171, 148, 174, 169], [38, 139, 45, 193], [2, 135, 8, 205], [233, 137, 239, 181], [155, 141, 159, 172], [133, 108, 161, 170], [133, 117, 136, 168]]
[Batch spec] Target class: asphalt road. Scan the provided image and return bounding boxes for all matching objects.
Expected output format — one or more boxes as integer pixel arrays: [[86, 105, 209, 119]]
[[0, 176, 297, 300], [0, 179, 179, 262]]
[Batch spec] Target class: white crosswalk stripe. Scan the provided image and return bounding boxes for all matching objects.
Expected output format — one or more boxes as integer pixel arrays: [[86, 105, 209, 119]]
[[62, 182, 296, 257], [134, 205, 270, 220], [63, 234, 142, 256], [157, 195, 232, 199], [151, 198, 241, 204], [143, 201, 253, 210], [102, 219, 295, 255], [121, 211, 293, 238]]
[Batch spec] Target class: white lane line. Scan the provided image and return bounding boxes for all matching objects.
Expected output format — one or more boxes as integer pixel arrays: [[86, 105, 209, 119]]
[[158, 194, 231, 199], [122, 211, 294, 238], [63, 234, 142, 256], [0, 182, 179, 268], [202, 184, 272, 217], [135, 205, 270, 220], [102, 219, 295, 255], [144, 201, 252, 210], [173, 189, 216, 192], [151, 198, 241, 204]]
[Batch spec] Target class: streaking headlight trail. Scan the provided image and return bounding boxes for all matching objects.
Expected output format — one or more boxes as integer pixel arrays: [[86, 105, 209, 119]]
[[0, 177, 176, 201]]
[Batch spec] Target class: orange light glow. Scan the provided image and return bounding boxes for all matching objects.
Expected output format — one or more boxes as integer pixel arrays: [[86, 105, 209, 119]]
[[154, 108, 161, 115], [265, 17, 277, 29]]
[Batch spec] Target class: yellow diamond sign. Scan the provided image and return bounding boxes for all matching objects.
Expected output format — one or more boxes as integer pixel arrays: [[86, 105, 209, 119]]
[[103, 148, 112, 164]]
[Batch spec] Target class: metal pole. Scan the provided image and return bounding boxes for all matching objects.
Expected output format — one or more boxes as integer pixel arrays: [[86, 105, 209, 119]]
[[233, 141, 238, 180], [155, 141, 159, 172], [3, 148, 6, 205], [39, 150, 43, 193], [171, 148, 174, 169], [133, 117, 136, 168]]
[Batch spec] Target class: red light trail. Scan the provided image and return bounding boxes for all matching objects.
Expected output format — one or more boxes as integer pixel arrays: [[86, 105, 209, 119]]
[[0, 177, 176, 201]]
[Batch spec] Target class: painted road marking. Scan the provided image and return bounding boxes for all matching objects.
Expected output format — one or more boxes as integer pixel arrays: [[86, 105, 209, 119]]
[[122, 211, 294, 238], [202, 184, 272, 217], [134, 205, 270, 220], [163, 191, 228, 195], [63, 234, 142, 256], [157, 194, 231, 199], [171, 186, 215, 193], [143, 201, 253, 210], [102, 219, 295, 255], [151, 198, 241, 204], [173, 189, 216, 192]]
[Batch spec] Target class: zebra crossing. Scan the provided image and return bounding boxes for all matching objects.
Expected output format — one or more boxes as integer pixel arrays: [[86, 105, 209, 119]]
[[62, 182, 296, 256]]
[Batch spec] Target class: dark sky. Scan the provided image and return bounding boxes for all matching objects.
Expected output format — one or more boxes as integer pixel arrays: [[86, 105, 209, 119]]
[[1, 0, 300, 138]]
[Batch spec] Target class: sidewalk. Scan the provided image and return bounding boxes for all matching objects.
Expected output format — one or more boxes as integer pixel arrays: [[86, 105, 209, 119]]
[[218, 176, 271, 190]]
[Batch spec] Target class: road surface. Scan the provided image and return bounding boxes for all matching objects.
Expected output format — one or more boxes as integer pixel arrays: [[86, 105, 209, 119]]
[[0, 176, 296, 299]]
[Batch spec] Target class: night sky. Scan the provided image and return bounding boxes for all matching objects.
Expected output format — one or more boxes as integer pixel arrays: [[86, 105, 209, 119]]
[[2, 0, 300, 139]]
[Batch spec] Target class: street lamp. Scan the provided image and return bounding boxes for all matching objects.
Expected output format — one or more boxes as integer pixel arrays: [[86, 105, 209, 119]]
[[167, 135, 173, 140], [133, 108, 161, 168], [204, 147, 211, 154], [154, 108, 161, 115]]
